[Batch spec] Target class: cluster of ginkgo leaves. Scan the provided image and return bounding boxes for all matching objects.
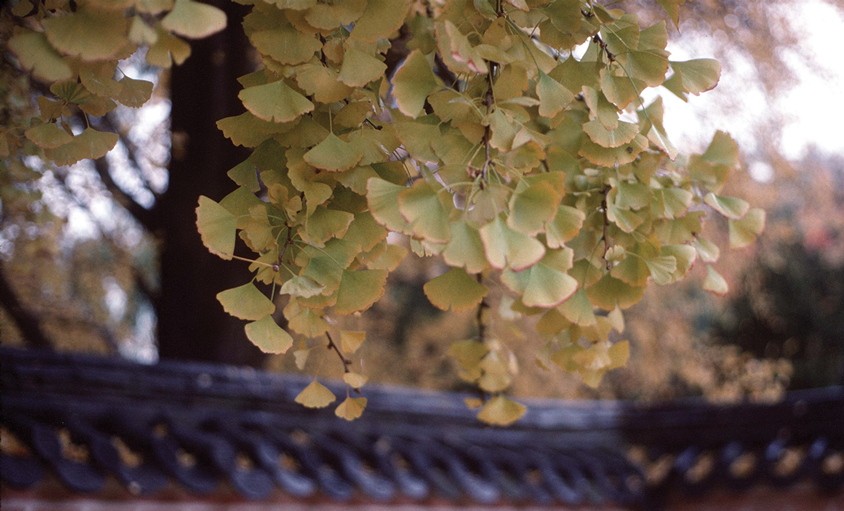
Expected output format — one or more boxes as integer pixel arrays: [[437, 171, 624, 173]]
[[4, 0, 765, 426]]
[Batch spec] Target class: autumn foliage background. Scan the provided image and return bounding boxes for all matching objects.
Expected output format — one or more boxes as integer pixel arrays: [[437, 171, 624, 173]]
[[1, 0, 843, 412]]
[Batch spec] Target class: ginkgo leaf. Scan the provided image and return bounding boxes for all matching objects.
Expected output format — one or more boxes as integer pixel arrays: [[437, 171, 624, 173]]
[[25, 123, 72, 149], [7, 30, 73, 82], [729, 208, 766, 249], [305, 0, 366, 30], [616, 180, 653, 210], [501, 249, 577, 308], [217, 282, 276, 320], [42, 9, 128, 61], [398, 180, 451, 243], [644, 255, 677, 285], [239, 80, 314, 123], [479, 216, 545, 271], [366, 243, 407, 271], [423, 267, 488, 312], [116, 77, 154, 108], [281, 276, 325, 298], [579, 134, 648, 167], [704, 192, 749, 220], [245, 315, 294, 354], [442, 219, 487, 274], [146, 28, 192, 67], [44, 128, 118, 166], [335, 269, 388, 315], [129, 15, 158, 45], [545, 205, 586, 248], [293, 348, 312, 370], [161, 0, 227, 39], [303, 133, 363, 172], [478, 350, 511, 392], [583, 119, 639, 148], [288, 306, 331, 337], [558, 288, 596, 326], [295, 64, 354, 103], [335, 396, 367, 420], [250, 23, 321, 65], [340, 330, 366, 354], [477, 396, 526, 426], [701, 130, 739, 166], [295, 380, 336, 408], [703, 264, 728, 295], [350, 0, 411, 42], [669, 59, 720, 96], [507, 181, 561, 236], [392, 50, 439, 118], [694, 237, 720, 263], [343, 372, 368, 389], [338, 48, 388, 87], [366, 178, 411, 234], [536, 71, 574, 118], [651, 187, 693, 219], [196, 195, 237, 259]]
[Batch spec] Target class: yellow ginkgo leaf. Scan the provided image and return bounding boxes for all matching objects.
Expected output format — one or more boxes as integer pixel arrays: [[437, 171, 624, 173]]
[[161, 0, 227, 39], [245, 315, 294, 354], [42, 9, 128, 61], [340, 330, 366, 354], [392, 50, 439, 118], [196, 195, 237, 260], [350, 0, 411, 42], [216, 282, 276, 320], [423, 267, 488, 312], [479, 216, 545, 271], [335, 396, 367, 420], [338, 48, 388, 87], [44, 128, 118, 166], [239, 80, 314, 124], [303, 133, 363, 172], [7, 30, 73, 82], [343, 372, 368, 389], [477, 396, 526, 426], [295, 380, 336, 408], [335, 269, 388, 315]]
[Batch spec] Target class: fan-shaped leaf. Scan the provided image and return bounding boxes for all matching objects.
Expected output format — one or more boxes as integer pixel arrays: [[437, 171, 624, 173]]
[[239, 80, 314, 124], [398, 180, 451, 243], [42, 9, 128, 61], [295, 380, 336, 408], [335, 396, 367, 420], [8, 30, 73, 82], [217, 282, 275, 320], [335, 269, 388, 315], [245, 315, 294, 354], [393, 50, 439, 118], [729, 208, 765, 249], [424, 267, 488, 312], [161, 0, 227, 39], [25, 123, 72, 149], [479, 216, 545, 271], [477, 396, 526, 426], [196, 195, 237, 260], [44, 128, 118, 166], [703, 264, 728, 295], [303, 133, 363, 172]]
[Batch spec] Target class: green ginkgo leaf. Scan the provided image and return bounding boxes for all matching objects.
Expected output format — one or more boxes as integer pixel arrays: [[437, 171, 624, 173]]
[[25, 123, 72, 149], [42, 9, 128, 61], [116, 77, 155, 108], [335, 269, 388, 315], [507, 181, 561, 236], [196, 195, 237, 260], [161, 0, 227, 39], [651, 188, 693, 219], [146, 27, 192, 67], [582, 119, 639, 148], [558, 288, 596, 326], [643, 255, 677, 285], [579, 134, 648, 167], [501, 249, 577, 308], [442, 219, 488, 274], [280, 276, 325, 298], [250, 23, 321, 65], [536, 71, 574, 118], [366, 243, 408, 271], [44, 128, 118, 166], [479, 216, 545, 271], [477, 396, 526, 426], [303, 133, 363, 172], [288, 306, 331, 337], [7, 30, 73, 82], [703, 264, 728, 295], [239, 80, 314, 123], [615, 180, 652, 210], [701, 130, 739, 166], [693, 237, 720, 263], [669, 59, 721, 96], [704, 192, 749, 220], [392, 50, 439, 118], [295, 380, 336, 408], [367, 178, 412, 234], [350, 0, 411, 42], [335, 396, 367, 420], [423, 267, 488, 312], [245, 315, 294, 354], [545, 205, 586, 248], [295, 65, 354, 103], [611, 254, 650, 286], [398, 180, 451, 243], [729, 208, 765, 249], [338, 48, 388, 87], [305, 0, 366, 30], [217, 282, 276, 320]]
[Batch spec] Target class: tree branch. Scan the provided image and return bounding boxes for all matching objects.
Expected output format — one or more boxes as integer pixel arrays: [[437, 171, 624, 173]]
[[92, 157, 159, 232], [0, 264, 52, 350]]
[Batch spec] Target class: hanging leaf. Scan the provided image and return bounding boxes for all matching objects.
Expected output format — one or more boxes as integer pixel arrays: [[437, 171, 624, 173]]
[[217, 282, 276, 320], [340, 330, 366, 354], [295, 380, 336, 408], [423, 267, 488, 312], [343, 372, 368, 389], [7, 30, 73, 82], [351, 0, 411, 42], [703, 265, 728, 295], [729, 208, 766, 249], [196, 195, 237, 260], [161, 0, 227, 39], [704, 192, 750, 220], [442, 219, 488, 274], [245, 315, 294, 354], [338, 48, 388, 87], [44, 128, 118, 166], [303, 133, 363, 172], [477, 396, 526, 426], [250, 22, 321, 65], [366, 178, 412, 234], [239, 80, 314, 123], [335, 269, 388, 315], [501, 249, 577, 308], [507, 181, 561, 236], [335, 396, 367, 420], [392, 50, 439, 118], [479, 216, 545, 271], [398, 180, 451, 243], [25, 123, 72, 149], [536, 71, 574, 118], [558, 288, 596, 326], [42, 9, 128, 61], [545, 205, 586, 248]]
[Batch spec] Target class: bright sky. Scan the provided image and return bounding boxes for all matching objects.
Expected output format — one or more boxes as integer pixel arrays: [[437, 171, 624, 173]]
[[661, 0, 844, 173]]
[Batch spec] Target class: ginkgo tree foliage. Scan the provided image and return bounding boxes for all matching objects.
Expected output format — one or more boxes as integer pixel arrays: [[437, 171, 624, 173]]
[[4, 0, 766, 426]]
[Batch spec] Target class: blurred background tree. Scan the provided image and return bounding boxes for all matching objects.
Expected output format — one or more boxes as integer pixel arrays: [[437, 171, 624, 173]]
[[1, 0, 842, 401]]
